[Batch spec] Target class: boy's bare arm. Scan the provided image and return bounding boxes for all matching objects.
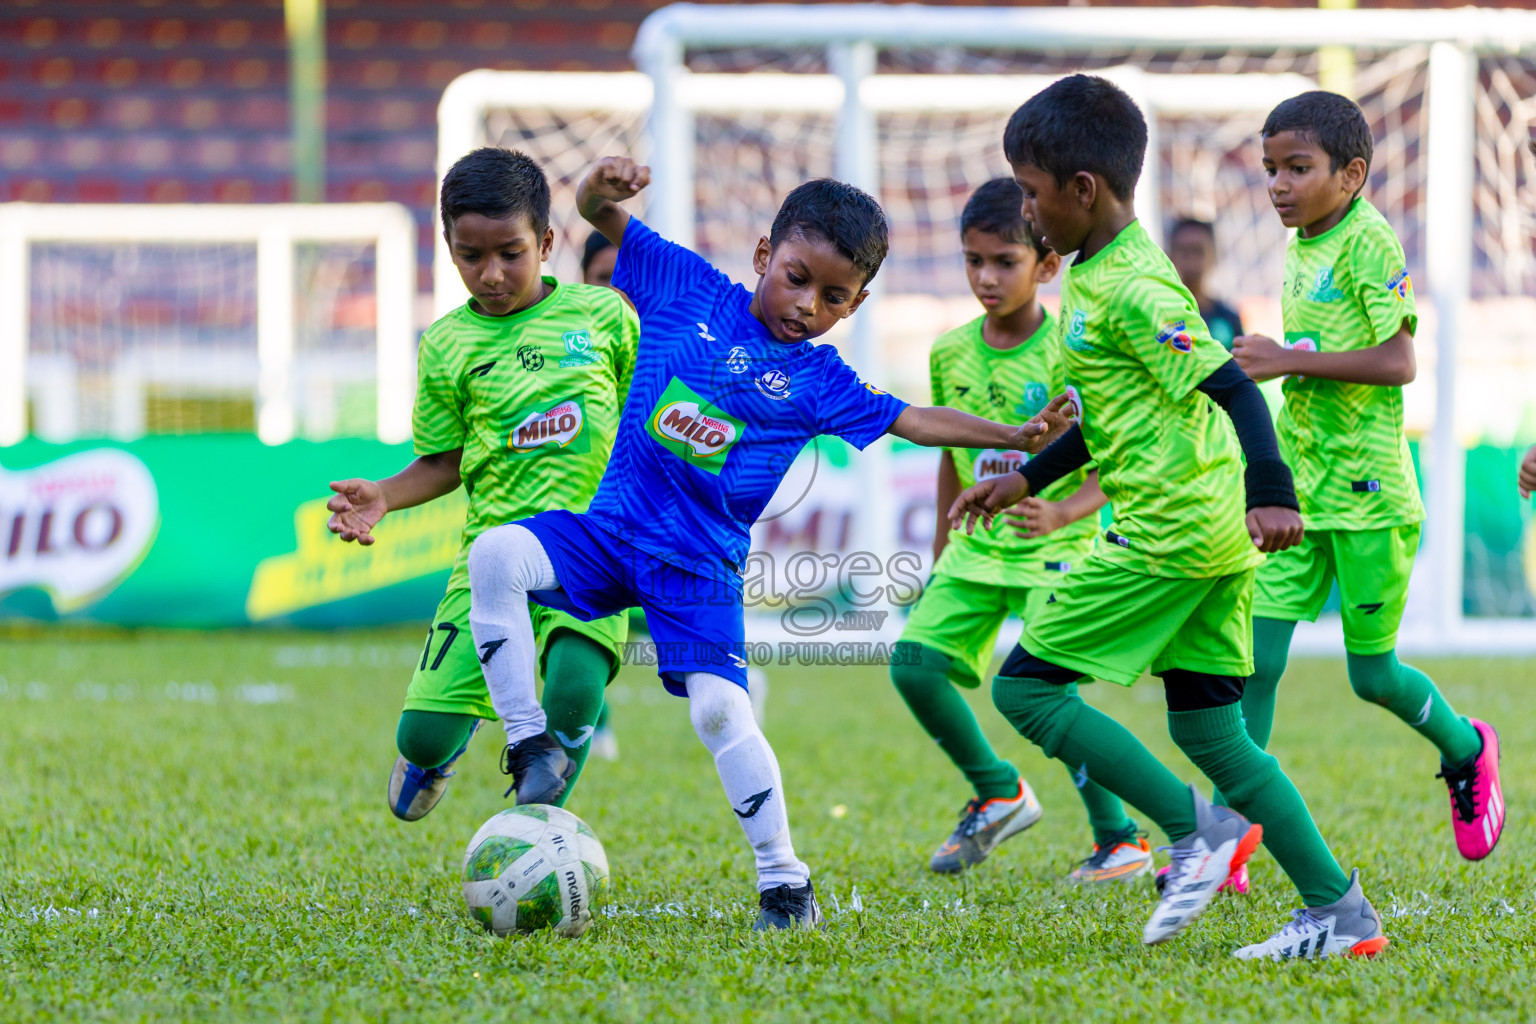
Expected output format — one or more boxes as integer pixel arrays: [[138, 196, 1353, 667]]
[[1005, 470, 1107, 539], [932, 450, 961, 562], [1520, 445, 1536, 500], [889, 396, 1072, 454], [327, 449, 463, 546], [1233, 325, 1415, 386], [576, 157, 651, 247]]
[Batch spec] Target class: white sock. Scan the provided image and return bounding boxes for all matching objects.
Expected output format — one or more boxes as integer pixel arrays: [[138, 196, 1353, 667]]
[[685, 671, 809, 891], [467, 524, 558, 746]]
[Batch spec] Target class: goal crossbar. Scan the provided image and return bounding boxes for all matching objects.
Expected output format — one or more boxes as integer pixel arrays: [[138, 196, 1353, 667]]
[[0, 202, 418, 446]]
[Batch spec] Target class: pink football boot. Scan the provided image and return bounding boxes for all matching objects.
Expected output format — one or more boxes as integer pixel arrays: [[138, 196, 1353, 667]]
[[1436, 719, 1505, 861]]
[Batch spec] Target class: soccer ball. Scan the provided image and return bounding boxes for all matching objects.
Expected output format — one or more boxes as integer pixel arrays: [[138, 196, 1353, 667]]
[[462, 805, 609, 938]]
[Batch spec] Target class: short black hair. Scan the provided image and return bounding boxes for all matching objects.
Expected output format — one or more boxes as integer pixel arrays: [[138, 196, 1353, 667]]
[[439, 147, 550, 236], [1261, 91, 1373, 176], [768, 178, 888, 285], [1003, 74, 1146, 202], [960, 178, 1049, 259], [580, 229, 615, 275], [1168, 217, 1216, 245]]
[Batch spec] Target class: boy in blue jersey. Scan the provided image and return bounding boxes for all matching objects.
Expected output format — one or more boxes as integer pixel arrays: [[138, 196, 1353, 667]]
[[467, 155, 1072, 930]]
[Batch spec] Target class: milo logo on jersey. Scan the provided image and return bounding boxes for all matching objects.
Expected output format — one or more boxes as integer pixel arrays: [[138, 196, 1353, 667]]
[[970, 448, 1027, 482], [647, 377, 747, 476], [505, 396, 590, 458]]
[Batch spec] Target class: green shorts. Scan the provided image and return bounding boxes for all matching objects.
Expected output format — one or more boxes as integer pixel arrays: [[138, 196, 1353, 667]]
[[1254, 523, 1420, 656], [1020, 559, 1255, 686], [402, 588, 629, 720], [899, 572, 1053, 688]]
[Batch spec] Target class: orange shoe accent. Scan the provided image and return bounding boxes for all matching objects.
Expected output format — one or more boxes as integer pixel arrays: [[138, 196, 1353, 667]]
[[1348, 936, 1389, 958], [1229, 823, 1263, 873]]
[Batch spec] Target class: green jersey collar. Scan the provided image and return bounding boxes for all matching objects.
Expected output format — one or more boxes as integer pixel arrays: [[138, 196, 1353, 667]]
[[463, 275, 562, 325], [970, 308, 1055, 360], [1297, 198, 1363, 246], [1070, 219, 1142, 272]]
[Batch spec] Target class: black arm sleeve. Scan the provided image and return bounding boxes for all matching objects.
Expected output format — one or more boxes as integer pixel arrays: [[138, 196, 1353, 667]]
[[1196, 359, 1298, 511], [1017, 424, 1092, 496]]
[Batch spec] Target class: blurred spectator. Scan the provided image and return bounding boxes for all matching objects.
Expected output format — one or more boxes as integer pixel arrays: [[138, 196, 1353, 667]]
[[1167, 217, 1244, 351]]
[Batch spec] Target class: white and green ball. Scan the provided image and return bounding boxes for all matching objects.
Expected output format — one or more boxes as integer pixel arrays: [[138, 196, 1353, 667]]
[[462, 805, 609, 938]]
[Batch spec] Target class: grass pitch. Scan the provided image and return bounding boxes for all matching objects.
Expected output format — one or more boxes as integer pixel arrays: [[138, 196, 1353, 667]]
[[1, 629, 1532, 1023]]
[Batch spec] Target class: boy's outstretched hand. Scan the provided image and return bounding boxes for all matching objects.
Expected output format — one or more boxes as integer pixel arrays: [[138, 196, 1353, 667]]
[[1005, 496, 1067, 539], [327, 479, 387, 545], [584, 157, 651, 203], [1231, 333, 1289, 382], [949, 473, 1030, 536], [1011, 394, 1075, 454], [1246, 506, 1303, 552], [1520, 445, 1536, 500]]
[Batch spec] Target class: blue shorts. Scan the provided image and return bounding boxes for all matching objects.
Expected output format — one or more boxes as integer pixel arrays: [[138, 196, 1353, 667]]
[[519, 510, 748, 694]]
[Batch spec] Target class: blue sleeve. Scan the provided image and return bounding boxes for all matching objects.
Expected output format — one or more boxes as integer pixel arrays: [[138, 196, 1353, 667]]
[[611, 217, 726, 322], [814, 351, 909, 450]]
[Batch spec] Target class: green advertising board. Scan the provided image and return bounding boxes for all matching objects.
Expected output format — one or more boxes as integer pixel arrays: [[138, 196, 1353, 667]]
[[0, 437, 1531, 627]]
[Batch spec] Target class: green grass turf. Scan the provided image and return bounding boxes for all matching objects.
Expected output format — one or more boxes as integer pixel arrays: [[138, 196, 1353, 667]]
[[1, 630, 1532, 1022]]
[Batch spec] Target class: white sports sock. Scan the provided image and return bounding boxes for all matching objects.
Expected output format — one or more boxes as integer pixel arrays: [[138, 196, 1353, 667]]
[[685, 672, 809, 891], [467, 524, 558, 746]]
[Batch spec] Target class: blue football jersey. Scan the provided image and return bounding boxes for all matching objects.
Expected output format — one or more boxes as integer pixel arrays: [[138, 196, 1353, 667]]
[[587, 217, 907, 582]]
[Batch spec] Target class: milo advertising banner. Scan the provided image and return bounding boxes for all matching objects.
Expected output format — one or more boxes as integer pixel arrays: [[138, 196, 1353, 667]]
[[0, 437, 1532, 626]]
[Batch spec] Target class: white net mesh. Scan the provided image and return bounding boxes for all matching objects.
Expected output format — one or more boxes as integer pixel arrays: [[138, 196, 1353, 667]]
[[483, 108, 647, 283], [26, 240, 382, 440]]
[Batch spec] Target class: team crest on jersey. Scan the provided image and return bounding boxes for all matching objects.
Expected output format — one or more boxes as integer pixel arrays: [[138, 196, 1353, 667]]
[[755, 369, 792, 401], [1063, 309, 1093, 352], [726, 346, 751, 374], [505, 396, 590, 458], [559, 330, 597, 367], [1155, 319, 1195, 354], [1386, 267, 1412, 301], [516, 345, 544, 372], [647, 377, 746, 476], [1015, 381, 1049, 419], [972, 448, 1026, 482], [1307, 267, 1346, 303]]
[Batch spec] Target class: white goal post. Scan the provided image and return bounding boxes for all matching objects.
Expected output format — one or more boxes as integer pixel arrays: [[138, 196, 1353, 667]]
[[0, 202, 418, 446], [436, 5, 1536, 653]]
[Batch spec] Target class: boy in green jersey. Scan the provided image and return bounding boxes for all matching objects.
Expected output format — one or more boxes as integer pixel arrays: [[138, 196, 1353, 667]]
[[1231, 91, 1504, 862], [325, 148, 638, 820], [894, 178, 1151, 882], [952, 75, 1387, 960]]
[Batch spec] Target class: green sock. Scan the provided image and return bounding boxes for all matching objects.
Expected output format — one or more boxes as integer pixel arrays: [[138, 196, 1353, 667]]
[[1347, 650, 1482, 766], [396, 709, 478, 769], [1213, 616, 1295, 806], [892, 643, 1019, 801], [541, 630, 614, 807], [993, 675, 1196, 842], [1169, 702, 1350, 907], [1068, 760, 1139, 847]]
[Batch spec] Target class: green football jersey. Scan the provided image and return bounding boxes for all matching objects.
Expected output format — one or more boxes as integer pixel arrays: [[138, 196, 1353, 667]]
[[1057, 221, 1262, 580], [412, 276, 639, 590], [1278, 199, 1424, 530], [929, 311, 1098, 587]]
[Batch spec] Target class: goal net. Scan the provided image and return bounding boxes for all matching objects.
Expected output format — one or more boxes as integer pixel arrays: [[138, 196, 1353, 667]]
[[0, 203, 418, 446], [439, 8, 1536, 652]]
